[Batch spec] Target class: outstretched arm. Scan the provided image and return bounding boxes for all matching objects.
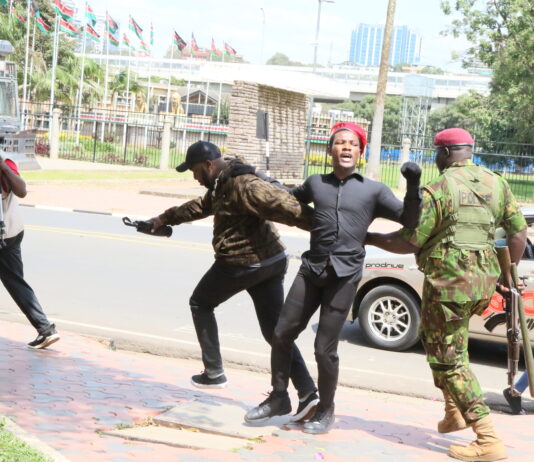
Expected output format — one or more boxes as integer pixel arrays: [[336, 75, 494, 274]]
[[366, 231, 419, 254], [238, 176, 313, 231], [151, 192, 213, 230]]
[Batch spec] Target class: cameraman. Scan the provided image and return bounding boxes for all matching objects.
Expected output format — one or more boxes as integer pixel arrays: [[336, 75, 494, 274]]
[[149, 141, 319, 422], [0, 154, 59, 349]]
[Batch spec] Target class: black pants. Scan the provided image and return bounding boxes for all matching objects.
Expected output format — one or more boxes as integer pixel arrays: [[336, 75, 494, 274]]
[[189, 257, 316, 398], [0, 231, 52, 334], [271, 264, 359, 408]]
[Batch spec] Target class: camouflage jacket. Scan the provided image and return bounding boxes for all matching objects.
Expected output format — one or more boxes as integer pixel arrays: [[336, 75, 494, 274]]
[[400, 160, 526, 303], [160, 159, 314, 265]]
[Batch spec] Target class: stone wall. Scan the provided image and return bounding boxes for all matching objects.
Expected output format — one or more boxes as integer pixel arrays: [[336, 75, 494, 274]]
[[227, 81, 307, 179]]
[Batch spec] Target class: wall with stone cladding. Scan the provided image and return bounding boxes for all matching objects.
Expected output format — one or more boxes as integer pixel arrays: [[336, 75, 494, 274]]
[[227, 81, 307, 179]]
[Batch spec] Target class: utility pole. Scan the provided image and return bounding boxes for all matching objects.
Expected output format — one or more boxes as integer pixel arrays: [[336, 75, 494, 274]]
[[303, 0, 334, 178], [366, 0, 396, 180]]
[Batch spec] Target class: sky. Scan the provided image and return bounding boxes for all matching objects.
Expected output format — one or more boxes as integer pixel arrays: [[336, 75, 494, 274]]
[[79, 0, 469, 71]]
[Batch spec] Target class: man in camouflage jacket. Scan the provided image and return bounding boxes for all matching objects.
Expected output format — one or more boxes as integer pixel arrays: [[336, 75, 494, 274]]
[[150, 141, 319, 422], [366, 128, 527, 462]]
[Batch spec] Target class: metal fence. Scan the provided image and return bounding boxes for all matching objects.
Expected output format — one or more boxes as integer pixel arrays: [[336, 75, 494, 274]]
[[306, 132, 534, 201], [21, 102, 228, 169], [19, 103, 534, 201]]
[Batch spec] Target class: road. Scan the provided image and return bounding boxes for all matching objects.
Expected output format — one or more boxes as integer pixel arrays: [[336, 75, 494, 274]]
[[0, 207, 522, 410]]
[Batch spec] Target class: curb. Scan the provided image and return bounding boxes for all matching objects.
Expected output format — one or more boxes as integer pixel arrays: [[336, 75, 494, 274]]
[[2, 416, 71, 462]]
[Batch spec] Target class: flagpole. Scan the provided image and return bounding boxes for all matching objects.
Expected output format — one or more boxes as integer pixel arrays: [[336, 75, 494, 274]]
[[200, 52, 212, 141], [76, 3, 88, 144], [49, 13, 59, 117], [181, 46, 193, 153], [20, 0, 31, 130], [216, 50, 224, 124], [9, 0, 13, 17], [29, 20, 36, 78], [102, 11, 110, 141], [126, 45, 131, 111], [165, 44, 174, 113]]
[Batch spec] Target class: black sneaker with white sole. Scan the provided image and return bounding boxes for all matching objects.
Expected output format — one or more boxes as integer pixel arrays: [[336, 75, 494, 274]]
[[191, 372, 228, 389], [28, 324, 60, 350], [292, 392, 319, 422], [244, 390, 292, 423]]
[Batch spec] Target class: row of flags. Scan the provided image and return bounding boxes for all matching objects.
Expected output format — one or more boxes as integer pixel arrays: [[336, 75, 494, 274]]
[[1, 0, 238, 57]]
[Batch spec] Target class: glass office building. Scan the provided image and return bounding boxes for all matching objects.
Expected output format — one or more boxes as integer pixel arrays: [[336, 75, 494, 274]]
[[349, 24, 421, 67]]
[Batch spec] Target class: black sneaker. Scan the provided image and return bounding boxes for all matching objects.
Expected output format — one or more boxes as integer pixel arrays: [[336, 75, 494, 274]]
[[292, 392, 319, 422], [191, 372, 228, 389], [503, 387, 526, 415], [28, 324, 60, 350], [244, 391, 292, 423], [302, 402, 335, 434]]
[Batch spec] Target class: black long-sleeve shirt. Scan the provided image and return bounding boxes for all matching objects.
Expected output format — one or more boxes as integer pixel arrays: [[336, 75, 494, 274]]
[[292, 172, 403, 278]]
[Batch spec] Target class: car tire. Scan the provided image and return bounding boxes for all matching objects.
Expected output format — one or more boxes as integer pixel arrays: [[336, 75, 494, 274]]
[[358, 285, 421, 351]]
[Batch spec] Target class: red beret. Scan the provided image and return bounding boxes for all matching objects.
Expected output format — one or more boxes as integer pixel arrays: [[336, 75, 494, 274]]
[[330, 121, 367, 153], [434, 128, 474, 147]]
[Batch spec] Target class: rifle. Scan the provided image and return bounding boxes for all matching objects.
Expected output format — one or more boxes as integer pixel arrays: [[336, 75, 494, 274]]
[[496, 245, 534, 397]]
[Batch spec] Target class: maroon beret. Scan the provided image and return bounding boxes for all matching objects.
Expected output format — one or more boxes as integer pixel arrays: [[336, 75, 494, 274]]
[[434, 128, 474, 147], [330, 121, 367, 153]]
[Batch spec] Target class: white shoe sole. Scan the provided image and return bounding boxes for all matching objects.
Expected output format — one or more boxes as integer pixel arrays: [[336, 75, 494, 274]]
[[190, 379, 228, 389], [291, 399, 319, 422], [28, 334, 60, 350]]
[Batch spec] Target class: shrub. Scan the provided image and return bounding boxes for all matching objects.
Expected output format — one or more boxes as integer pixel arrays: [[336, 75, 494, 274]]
[[34, 141, 50, 156]]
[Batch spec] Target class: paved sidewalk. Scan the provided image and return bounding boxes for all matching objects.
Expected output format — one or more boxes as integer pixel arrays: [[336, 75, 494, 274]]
[[1, 319, 533, 462]]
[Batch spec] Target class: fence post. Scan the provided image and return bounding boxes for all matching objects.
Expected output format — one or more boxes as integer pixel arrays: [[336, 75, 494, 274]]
[[397, 137, 412, 191], [159, 115, 172, 169], [49, 108, 61, 160]]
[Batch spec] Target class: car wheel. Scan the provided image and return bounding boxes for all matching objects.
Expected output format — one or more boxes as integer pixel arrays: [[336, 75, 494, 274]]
[[358, 285, 420, 351]]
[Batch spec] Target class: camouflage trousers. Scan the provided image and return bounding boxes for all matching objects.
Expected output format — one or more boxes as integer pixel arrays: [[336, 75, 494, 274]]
[[420, 283, 491, 423]]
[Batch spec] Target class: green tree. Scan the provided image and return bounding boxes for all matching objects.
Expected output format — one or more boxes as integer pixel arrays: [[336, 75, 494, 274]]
[[441, 0, 534, 142], [108, 70, 141, 109], [266, 52, 305, 66], [335, 95, 402, 144]]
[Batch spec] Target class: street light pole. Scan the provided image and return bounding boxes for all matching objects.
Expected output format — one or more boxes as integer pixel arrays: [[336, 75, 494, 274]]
[[304, 0, 334, 177], [260, 7, 266, 64]]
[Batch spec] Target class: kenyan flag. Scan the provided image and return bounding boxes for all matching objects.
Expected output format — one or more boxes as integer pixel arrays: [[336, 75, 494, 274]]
[[107, 13, 118, 34], [35, 11, 51, 34], [16, 12, 26, 24], [224, 42, 237, 56], [122, 33, 132, 49], [86, 24, 101, 42], [139, 40, 150, 53], [173, 31, 186, 51], [59, 18, 79, 36], [108, 31, 119, 47], [86, 4, 96, 27], [129, 16, 143, 40], [54, 0, 74, 22]]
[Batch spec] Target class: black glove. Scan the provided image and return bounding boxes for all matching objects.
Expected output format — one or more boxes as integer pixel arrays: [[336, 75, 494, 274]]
[[122, 217, 173, 237], [399, 162, 422, 228]]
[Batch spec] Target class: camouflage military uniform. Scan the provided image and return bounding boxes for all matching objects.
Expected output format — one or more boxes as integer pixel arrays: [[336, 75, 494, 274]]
[[161, 158, 313, 264], [400, 160, 526, 423]]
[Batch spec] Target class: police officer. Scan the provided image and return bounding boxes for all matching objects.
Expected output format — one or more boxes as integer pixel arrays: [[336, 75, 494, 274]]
[[366, 128, 527, 461]]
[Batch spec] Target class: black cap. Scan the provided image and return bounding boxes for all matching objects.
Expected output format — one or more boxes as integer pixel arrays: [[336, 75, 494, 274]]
[[176, 141, 222, 172]]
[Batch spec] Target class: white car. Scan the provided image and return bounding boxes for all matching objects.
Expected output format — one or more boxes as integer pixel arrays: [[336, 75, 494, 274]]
[[349, 208, 534, 351]]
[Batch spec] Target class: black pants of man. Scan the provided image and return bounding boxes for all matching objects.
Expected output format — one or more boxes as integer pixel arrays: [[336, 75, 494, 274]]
[[0, 231, 52, 334], [189, 257, 317, 398], [271, 264, 359, 408]]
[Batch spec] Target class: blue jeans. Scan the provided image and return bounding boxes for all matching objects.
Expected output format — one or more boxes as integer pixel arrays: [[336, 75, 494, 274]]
[[515, 370, 529, 394]]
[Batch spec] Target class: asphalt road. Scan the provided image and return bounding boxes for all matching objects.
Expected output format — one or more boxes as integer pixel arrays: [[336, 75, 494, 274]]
[[0, 207, 526, 411]]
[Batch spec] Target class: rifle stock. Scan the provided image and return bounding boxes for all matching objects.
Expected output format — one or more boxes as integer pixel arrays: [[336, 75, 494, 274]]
[[496, 245, 534, 398]]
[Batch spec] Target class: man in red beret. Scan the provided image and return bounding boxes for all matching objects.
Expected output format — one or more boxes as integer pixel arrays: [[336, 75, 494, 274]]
[[367, 127, 527, 461], [245, 122, 422, 433]]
